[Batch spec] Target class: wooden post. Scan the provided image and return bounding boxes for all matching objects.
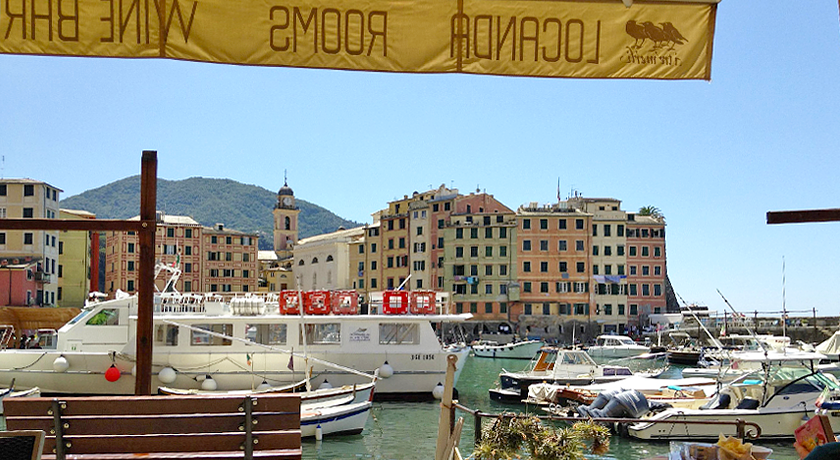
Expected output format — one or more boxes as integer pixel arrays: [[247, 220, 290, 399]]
[[135, 151, 157, 395], [435, 354, 458, 460]]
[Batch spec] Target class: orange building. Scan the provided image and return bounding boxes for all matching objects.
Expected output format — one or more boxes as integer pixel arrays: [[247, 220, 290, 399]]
[[104, 212, 258, 295]]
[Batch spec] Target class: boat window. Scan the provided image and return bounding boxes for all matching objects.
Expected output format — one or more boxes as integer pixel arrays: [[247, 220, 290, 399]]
[[379, 323, 419, 345], [303, 323, 340, 345], [68, 309, 92, 325], [247, 324, 287, 345], [562, 352, 590, 365], [191, 324, 233, 346], [86, 308, 120, 326], [154, 325, 179, 346]]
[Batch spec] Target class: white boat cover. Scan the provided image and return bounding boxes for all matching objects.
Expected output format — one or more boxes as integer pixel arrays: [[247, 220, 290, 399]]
[[816, 331, 840, 357]]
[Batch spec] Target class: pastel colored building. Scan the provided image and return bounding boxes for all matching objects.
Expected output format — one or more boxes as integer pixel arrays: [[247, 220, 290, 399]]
[[0, 179, 62, 306], [57, 209, 96, 308]]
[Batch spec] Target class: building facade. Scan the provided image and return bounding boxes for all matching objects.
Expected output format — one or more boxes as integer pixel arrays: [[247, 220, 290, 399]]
[[0, 179, 62, 306], [57, 209, 96, 307], [104, 213, 258, 295]]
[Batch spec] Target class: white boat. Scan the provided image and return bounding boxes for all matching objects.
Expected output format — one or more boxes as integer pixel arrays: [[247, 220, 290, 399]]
[[471, 340, 544, 359], [301, 399, 372, 438], [488, 347, 654, 403], [159, 379, 376, 406], [587, 335, 650, 359], [0, 385, 40, 414], [0, 264, 471, 400], [626, 350, 840, 441]]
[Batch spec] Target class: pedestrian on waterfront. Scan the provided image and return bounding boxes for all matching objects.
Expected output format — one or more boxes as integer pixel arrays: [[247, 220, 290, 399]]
[[18, 336, 27, 349], [28, 335, 40, 349]]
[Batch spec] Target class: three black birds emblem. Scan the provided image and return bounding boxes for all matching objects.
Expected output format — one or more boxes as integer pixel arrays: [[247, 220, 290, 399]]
[[626, 20, 687, 51]]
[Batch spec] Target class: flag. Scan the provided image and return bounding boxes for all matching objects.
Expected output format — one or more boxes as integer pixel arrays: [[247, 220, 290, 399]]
[[246, 353, 252, 366], [816, 387, 830, 408], [720, 321, 727, 337], [287, 350, 294, 371]]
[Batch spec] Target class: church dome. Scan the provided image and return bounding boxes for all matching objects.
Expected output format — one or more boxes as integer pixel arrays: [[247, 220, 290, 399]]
[[278, 180, 294, 196]]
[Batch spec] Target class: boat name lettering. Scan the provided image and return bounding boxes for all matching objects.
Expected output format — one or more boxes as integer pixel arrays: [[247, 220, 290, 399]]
[[410, 354, 435, 361], [349, 329, 370, 342]]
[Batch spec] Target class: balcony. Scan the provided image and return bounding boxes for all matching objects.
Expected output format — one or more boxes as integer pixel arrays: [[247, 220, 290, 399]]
[[33, 271, 51, 283]]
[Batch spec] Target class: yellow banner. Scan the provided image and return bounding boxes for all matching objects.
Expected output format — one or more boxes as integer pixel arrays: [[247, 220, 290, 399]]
[[0, 0, 717, 80]]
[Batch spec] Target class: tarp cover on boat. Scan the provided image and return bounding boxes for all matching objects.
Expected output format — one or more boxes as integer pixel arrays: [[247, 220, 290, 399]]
[[0, 0, 719, 80], [816, 331, 840, 357]]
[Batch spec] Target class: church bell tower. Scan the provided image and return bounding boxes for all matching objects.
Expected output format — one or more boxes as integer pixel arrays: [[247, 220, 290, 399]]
[[273, 176, 300, 263]]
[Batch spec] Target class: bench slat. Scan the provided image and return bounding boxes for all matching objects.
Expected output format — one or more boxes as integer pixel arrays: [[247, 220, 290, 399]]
[[40, 449, 302, 460], [40, 432, 302, 454], [6, 412, 299, 435], [4, 395, 300, 417]]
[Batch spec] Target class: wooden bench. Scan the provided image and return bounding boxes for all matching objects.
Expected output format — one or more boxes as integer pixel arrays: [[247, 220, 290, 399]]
[[4, 393, 301, 460]]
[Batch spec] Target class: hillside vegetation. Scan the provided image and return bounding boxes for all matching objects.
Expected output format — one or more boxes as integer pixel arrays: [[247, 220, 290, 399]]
[[60, 176, 361, 249]]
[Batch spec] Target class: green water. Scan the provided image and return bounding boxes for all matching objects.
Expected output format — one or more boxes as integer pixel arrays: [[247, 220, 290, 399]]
[[303, 355, 800, 459]]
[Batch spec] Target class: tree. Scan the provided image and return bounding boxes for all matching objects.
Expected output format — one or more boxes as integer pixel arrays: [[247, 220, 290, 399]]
[[638, 205, 664, 221]]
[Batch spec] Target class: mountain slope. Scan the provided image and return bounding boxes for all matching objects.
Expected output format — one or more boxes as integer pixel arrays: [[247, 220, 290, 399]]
[[60, 176, 361, 249]]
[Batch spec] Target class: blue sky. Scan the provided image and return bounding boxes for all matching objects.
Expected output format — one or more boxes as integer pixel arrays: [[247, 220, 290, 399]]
[[1, 2, 839, 316]]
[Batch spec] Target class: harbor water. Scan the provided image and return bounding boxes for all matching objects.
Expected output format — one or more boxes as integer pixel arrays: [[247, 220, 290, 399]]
[[303, 354, 801, 459]]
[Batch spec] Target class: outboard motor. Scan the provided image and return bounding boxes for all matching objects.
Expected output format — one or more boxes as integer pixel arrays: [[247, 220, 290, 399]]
[[578, 390, 651, 419], [583, 388, 625, 412]]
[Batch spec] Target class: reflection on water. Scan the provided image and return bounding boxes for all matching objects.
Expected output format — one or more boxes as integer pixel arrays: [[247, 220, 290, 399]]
[[303, 353, 800, 459]]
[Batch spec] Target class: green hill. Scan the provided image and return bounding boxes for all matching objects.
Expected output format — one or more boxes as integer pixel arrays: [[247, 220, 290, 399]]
[[60, 176, 361, 249]]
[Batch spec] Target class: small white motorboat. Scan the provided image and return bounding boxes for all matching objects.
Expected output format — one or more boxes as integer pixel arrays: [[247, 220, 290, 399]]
[[586, 335, 650, 359], [472, 339, 544, 359], [301, 398, 372, 438]]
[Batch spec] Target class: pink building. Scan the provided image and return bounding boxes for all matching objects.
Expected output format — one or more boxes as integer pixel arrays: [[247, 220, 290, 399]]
[[0, 257, 41, 306]]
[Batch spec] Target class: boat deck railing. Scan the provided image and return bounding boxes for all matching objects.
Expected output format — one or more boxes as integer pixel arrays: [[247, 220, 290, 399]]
[[449, 402, 763, 446]]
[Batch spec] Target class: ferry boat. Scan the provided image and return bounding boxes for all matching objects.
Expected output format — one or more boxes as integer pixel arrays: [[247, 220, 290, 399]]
[[0, 266, 471, 400]]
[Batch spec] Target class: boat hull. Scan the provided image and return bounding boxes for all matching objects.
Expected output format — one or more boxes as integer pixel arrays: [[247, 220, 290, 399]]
[[301, 401, 372, 438], [472, 341, 544, 360], [0, 347, 468, 400], [628, 408, 840, 441]]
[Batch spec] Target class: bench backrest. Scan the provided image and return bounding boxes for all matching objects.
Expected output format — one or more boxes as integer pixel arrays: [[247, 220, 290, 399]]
[[4, 394, 301, 459]]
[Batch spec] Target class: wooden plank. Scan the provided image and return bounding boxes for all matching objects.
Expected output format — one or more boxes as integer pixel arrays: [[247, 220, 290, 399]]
[[40, 432, 301, 454], [4, 394, 301, 417], [766, 209, 840, 224], [40, 450, 302, 460], [0, 219, 147, 232], [5, 412, 300, 435]]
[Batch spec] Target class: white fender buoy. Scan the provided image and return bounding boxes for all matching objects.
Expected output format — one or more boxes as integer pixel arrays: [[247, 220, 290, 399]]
[[432, 382, 445, 400], [201, 375, 217, 391], [256, 380, 272, 392], [53, 355, 70, 373], [131, 364, 137, 376], [315, 424, 323, 441], [379, 361, 394, 379], [318, 379, 333, 390], [158, 367, 177, 384]]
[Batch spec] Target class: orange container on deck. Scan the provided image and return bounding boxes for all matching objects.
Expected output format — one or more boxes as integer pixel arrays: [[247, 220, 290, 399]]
[[382, 291, 408, 315], [409, 291, 436, 314], [331, 290, 358, 315], [279, 291, 301, 315], [304, 290, 331, 315]]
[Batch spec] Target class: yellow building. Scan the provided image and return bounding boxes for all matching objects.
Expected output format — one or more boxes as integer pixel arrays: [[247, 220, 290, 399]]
[[57, 209, 95, 307]]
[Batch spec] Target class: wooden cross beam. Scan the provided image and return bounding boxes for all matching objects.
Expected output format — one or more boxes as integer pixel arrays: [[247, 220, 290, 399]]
[[0, 151, 157, 395], [766, 209, 840, 224]]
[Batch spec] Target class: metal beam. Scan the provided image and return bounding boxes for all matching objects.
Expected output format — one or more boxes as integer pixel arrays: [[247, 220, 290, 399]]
[[766, 209, 840, 225]]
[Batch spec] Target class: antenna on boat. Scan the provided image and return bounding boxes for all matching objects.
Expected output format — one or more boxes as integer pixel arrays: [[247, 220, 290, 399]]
[[782, 256, 787, 342], [716, 289, 770, 356]]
